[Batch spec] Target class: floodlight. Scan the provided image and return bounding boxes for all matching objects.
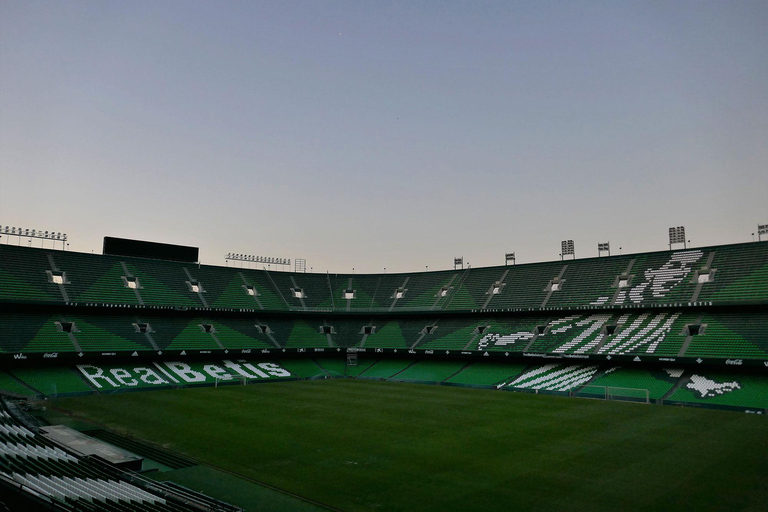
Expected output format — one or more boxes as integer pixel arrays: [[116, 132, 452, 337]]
[[668, 226, 686, 248], [561, 240, 575, 258]]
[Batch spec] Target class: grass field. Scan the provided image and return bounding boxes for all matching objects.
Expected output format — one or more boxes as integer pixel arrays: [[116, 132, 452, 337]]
[[51, 379, 768, 512]]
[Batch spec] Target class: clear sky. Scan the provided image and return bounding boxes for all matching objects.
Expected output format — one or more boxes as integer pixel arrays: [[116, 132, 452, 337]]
[[1, 1, 766, 273]]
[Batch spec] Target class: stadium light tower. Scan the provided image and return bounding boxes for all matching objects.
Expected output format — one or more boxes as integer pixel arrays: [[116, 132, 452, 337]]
[[454, 257, 464, 270], [505, 252, 516, 265], [758, 223, 768, 242], [226, 253, 290, 268], [598, 242, 610, 257], [668, 226, 686, 249], [561, 240, 575, 260], [0, 225, 67, 250]]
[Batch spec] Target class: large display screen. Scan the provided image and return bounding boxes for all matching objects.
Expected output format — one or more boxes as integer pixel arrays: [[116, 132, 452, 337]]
[[103, 237, 199, 263]]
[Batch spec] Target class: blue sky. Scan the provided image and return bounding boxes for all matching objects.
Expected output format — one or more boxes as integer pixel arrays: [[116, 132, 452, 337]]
[[1, 1, 766, 272]]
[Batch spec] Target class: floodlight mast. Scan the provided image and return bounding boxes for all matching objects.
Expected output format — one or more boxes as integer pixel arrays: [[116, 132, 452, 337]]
[[668, 226, 686, 250], [598, 242, 610, 257], [505, 252, 516, 265], [758, 223, 768, 242], [560, 240, 575, 260], [454, 257, 464, 270], [225, 253, 291, 269], [0, 225, 67, 249]]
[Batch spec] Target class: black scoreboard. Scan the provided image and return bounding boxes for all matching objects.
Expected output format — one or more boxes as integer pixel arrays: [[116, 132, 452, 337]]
[[103, 237, 199, 263]]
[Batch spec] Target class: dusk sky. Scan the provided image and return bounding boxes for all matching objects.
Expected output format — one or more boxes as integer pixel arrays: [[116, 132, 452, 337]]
[[1, 1, 766, 273]]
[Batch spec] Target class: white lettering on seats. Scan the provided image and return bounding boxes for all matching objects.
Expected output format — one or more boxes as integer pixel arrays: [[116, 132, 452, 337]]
[[109, 368, 138, 387], [76, 365, 116, 389], [258, 362, 291, 377], [241, 363, 269, 378], [134, 367, 168, 385], [164, 362, 206, 383], [203, 365, 232, 381]]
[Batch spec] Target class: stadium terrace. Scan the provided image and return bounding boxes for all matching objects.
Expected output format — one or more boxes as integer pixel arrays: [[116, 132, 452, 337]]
[[0, 237, 767, 511]]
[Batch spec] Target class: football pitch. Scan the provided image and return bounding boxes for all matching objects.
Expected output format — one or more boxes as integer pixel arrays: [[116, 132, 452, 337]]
[[51, 379, 767, 512]]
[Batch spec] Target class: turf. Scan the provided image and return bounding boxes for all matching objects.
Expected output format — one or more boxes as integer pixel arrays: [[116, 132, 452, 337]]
[[52, 379, 768, 512]]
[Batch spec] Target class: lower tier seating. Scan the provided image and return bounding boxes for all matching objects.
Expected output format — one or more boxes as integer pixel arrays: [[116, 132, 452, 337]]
[[0, 398, 204, 511], [2, 359, 764, 412]]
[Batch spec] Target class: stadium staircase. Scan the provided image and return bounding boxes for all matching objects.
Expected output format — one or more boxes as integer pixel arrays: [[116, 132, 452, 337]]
[[0, 397, 240, 512]]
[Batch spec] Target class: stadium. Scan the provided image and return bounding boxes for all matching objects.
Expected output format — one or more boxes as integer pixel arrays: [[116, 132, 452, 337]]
[[2, 2, 768, 511], [0, 232, 766, 511]]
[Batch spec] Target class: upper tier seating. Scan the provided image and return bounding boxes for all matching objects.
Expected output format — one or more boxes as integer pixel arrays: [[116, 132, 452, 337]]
[[3, 242, 766, 312]]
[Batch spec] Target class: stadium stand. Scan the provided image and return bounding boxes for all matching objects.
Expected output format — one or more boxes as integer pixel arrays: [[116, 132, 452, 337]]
[[0, 396, 240, 511], [444, 362, 529, 387], [695, 243, 768, 304], [8, 367, 94, 396], [389, 360, 468, 383], [578, 367, 680, 400], [1, 240, 767, 416], [356, 359, 416, 380], [504, 364, 602, 393], [276, 359, 327, 379], [0, 372, 33, 397], [666, 372, 768, 410], [4, 242, 766, 312]]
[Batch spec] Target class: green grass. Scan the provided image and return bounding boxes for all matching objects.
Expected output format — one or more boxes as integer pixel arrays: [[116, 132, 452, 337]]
[[52, 379, 768, 512]]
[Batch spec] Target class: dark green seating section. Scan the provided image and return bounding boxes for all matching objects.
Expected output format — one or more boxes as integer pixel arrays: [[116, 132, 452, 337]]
[[480, 263, 556, 310], [3, 242, 766, 312], [261, 271, 306, 309], [123, 260, 200, 307], [684, 312, 768, 359], [0, 371, 35, 395], [414, 319, 480, 351], [163, 319, 221, 351], [69, 316, 150, 352], [356, 359, 415, 379], [191, 266, 260, 309], [53, 250, 137, 305], [0, 313, 57, 353], [445, 362, 528, 387], [192, 265, 288, 309], [0, 313, 76, 353], [389, 271, 457, 310], [313, 357, 348, 377], [0, 245, 60, 302], [8, 367, 94, 395], [583, 367, 679, 400], [343, 359, 379, 377], [444, 267, 507, 310], [285, 319, 330, 348], [546, 257, 629, 308], [361, 320, 408, 348], [211, 319, 275, 349], [697, 243, 768, 304], [276, 359, 326, 378], [389, 360, 468, 383]]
